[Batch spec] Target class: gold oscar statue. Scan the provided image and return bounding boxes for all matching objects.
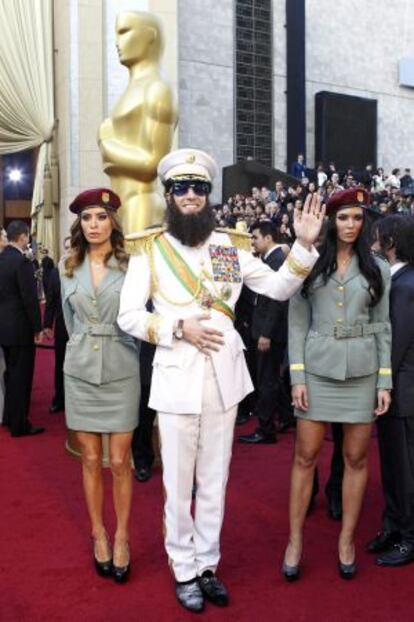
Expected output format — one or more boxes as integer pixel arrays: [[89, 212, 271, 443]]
[[98, 11, 178, 235]]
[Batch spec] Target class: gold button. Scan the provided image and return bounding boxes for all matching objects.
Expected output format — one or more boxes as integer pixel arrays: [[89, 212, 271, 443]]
[[93, 344, 99, 351], [337, 302, 343, 307], [90, 316, 98, 322], [92, 299, 97, 306], [338, 286, 344, 291], [337, 318, 343, 323]]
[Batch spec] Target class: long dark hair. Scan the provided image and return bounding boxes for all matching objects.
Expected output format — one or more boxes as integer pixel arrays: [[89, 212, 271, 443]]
[[64, 209, 128, 277], [302, 210, 383, 306]]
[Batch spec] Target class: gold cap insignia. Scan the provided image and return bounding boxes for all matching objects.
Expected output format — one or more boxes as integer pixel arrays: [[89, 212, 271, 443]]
[[185, 153, 196, 163], [357, 191, 364, 203], [102, 192, 110, 203]]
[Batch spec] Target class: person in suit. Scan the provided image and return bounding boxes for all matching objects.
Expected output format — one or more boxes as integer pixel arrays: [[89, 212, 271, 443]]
[[0, 227, 8, 423], [118, 148, 325, 613], [0, 220, 44, 437], [291, 153, 306, 180], [40, 248, 55, 297], [131, 317, 156, 483], [60, 189, 140, 583], [239, 221, 291, 444], [43, 237, 71, 413], [234, 284, 257, 426], [367, 215, 414, 565], [283, 188, 392, 581]]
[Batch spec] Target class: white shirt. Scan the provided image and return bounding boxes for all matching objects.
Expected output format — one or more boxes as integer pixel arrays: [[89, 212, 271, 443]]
[[390, 261, 408, 276]]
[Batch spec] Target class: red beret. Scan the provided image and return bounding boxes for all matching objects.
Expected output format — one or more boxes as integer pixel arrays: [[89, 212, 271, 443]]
[[69, 188, 121, 214], [325, 188, 369, 216]]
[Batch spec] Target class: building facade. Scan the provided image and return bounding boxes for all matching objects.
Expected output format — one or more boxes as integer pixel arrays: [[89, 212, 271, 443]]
[[53, 0, 414, 240]]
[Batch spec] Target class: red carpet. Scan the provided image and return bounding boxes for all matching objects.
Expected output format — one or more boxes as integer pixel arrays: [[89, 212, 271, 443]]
[[1, 349, 413, 622]]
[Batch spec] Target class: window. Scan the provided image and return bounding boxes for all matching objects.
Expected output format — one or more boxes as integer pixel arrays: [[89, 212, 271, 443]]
[[235, 0, 273, 166]]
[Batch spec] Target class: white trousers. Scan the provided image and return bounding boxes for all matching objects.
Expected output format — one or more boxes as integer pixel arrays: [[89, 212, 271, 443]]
[[158, 358, 237, 582]]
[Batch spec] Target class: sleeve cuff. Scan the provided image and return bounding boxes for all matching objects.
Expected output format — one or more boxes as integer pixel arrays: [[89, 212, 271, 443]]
[[290, 363, 306, 385], [377, 367, 392, 390], [286, 242, 319, 278], [145, 315, 174, 347]]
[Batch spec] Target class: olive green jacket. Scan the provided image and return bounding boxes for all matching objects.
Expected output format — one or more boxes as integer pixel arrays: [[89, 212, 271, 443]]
[[288, 256, 392, 389], [61, 256, 139, 386]]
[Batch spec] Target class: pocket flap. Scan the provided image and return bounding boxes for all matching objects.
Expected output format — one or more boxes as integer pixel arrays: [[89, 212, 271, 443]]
[[228, 331, 246, 358], [62, 278, 78, 304], [153, 345, 186, 368]]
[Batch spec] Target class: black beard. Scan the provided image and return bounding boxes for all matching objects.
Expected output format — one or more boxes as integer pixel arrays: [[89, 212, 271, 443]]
[[166, 198, 216, 247]]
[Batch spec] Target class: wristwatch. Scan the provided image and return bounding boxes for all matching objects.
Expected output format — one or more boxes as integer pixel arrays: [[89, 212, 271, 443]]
[[173, 319, 184, 340]]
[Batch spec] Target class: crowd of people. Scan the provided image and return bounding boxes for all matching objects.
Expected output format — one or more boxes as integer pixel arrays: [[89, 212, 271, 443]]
[[213, 160, 414, 244], [1, 150, 414, 614]]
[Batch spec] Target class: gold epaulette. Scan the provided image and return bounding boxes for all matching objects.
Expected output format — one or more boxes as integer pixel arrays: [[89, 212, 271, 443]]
[[124, 227, 166, 255], [215, 227, 252, 251]]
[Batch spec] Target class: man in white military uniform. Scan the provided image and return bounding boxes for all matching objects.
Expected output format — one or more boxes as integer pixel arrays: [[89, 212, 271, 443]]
[[118, 149, 325, 613]]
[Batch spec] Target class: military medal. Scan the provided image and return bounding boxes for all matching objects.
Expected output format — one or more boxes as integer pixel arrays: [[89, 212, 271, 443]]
[[220, 284, 232, 301], [199, 289, 214, 309]]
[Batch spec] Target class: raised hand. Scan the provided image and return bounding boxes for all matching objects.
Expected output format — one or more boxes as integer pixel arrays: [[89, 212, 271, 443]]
[[293, 193, 326, 249]]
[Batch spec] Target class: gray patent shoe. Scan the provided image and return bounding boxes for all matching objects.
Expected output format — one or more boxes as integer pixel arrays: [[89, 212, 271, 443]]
[[282, 560, 300, 582], [175, 579, 205, 613]]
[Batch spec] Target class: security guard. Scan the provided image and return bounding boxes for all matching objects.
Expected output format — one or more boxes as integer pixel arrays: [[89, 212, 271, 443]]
[[118, 148, 324, 612]]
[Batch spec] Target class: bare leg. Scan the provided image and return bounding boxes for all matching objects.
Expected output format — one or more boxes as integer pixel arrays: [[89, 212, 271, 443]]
[[76, 432, 110, 561], [284, 420, 326, 566], [339, 423, 372, 563], [109, 431, 134, 566]]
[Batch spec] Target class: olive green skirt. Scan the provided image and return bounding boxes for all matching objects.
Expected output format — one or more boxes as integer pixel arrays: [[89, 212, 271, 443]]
[[295, 372, 377, 424], [65, 374, 140, 433]]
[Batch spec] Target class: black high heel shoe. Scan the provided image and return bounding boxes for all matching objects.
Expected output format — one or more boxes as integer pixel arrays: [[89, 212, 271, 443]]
[[113, 541, 130, 584], [338, 559, 357, 579], [93, 533, 113, 578], [282, 561, 301, 582]]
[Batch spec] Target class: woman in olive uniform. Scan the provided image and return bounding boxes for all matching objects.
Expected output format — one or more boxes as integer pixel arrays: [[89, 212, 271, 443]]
[[283, 188, 392, 580], [61, 188, 140, 583]]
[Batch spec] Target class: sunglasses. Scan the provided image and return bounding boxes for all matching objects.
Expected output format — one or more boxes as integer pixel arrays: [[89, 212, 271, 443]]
[[168, 179, 212, 197]]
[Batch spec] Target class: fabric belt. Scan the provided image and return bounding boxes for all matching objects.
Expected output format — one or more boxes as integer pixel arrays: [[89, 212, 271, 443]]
[[77, 323, 120, 336], [309, 322, 389, 340]]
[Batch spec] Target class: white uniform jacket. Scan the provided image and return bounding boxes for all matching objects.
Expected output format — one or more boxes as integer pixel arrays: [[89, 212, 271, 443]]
[[118, 230, 318, 414]]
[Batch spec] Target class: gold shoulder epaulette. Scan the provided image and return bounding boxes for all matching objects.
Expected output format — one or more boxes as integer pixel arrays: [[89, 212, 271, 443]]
[[215, 227, 252, 251], [124, 227, 166, 255]]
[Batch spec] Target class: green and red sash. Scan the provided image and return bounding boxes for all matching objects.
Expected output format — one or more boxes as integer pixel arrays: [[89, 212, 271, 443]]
[[155, 234, 235, 321]]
